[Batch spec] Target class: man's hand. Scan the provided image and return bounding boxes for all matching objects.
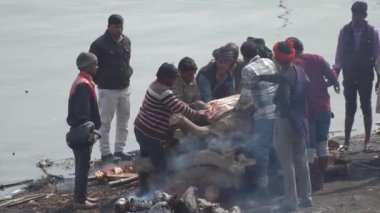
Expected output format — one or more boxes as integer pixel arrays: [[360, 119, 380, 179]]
[[89, 130, 102, 145], [333, 81, 341, 94], [190, 100, 207, 110], [198, 110, 210, 123], [332, 66, 341, 77]]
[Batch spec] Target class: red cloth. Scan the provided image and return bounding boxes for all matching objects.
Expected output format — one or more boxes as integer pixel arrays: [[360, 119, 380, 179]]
[[294, 54, 338, 114], [70, 71, 96, 99]]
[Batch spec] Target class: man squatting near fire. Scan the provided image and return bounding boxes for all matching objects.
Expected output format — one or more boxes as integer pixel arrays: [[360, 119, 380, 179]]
[[134, 63, 208, 195], [333, 1, 380, 151], [258, 40, 312, 212], [66, 52, 101, 210], [288, 37, 339, 192]]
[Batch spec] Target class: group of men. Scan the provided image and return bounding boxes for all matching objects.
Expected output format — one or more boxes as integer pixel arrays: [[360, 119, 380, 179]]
[[66, 1, 380, 211]]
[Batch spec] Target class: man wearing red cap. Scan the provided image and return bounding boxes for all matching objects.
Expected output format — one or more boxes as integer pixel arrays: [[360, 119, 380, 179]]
[[259, 40, 312, 212], [334, 1, 380, 150]]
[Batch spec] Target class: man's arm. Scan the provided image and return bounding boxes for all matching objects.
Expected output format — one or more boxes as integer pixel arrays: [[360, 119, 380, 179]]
[[72, 84, 92, 125], [162, 92, 204, 122], [334, 28, 344, 76], [196, 73, 212, 102], [89, 41, 102, 84], [321, 57, 339, 87], [258, 73, 282, 84], [373, 29, 380, 63], [171, 77, 183, 101], [376, 56, 380, 75], [235, 67, 255, 110], [372, 29, 380, 92]]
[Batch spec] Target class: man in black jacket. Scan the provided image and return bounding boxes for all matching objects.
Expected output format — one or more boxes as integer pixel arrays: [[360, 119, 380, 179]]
[[90, 14, 133, 161], [67, 52, 101, 209], [334, 1, 380, 150]]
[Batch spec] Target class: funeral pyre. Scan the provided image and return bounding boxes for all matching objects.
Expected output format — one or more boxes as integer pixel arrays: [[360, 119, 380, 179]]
[[113, 186, 241, 213], [129, 95, 255, 212]]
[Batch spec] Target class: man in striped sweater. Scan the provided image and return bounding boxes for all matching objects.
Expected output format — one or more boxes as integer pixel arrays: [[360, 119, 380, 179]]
[[134, 63, 207, 195]]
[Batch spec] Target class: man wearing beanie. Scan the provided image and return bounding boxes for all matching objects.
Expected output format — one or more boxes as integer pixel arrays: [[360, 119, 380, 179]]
[[288, 37, 339, 192], [196, 46, 236, 102], [334, 1, 380, 151], [67, 52, 101, 209], [259, 40, 312, 212], [90, 14, 134, 161]]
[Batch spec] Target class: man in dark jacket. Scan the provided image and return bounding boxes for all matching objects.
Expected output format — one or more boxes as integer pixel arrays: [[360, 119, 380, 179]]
[[67, 52, 101, 209], [334, 1, 380, 150], [90, 14, 133, 161], [196, 46, 235, 102]]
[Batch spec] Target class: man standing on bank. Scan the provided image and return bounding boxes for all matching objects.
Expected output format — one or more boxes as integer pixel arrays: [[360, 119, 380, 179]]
[[334, 1, 380, 151], [67, 52, 101, 209], [90, 14, 134, 161]]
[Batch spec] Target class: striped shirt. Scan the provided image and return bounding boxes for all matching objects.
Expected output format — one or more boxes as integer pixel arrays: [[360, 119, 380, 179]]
[[236, 56, 278, 120], [134, 80, 201, 142]]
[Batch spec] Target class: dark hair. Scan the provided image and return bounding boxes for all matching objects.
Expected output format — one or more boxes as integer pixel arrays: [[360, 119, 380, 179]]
[[351, 1, 367, 15], [246, 37, 273, 59], [286, 37, 304, 54], [278, 42, 292, 53], [108, 14, 124, 25], [240, 41, 258, 60], [178, 57, 198, 72], [156, 63, 178, 79]]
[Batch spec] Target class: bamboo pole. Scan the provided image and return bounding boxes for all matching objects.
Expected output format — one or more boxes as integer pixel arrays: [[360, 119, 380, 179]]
[[0, 179, 33, 190], [0, 194, 45, 208], [108, 175, 139, 187]]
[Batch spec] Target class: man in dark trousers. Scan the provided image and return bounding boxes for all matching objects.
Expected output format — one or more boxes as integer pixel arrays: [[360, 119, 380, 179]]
[[67, 52, 101, 209], [334, 1, 380, 150], [90, 14, 133, 161]]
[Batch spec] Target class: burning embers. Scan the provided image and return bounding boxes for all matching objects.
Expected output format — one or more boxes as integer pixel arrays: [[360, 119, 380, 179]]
[[114, 186, 241, 213]]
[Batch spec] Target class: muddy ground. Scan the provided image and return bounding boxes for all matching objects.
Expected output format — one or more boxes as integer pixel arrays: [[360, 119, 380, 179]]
[[1, 134, 380, 213]]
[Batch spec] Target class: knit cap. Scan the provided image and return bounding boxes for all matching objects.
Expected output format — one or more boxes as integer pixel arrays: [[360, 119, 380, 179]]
[[76, 52, 97, 69], [214, 47, 234, 61]]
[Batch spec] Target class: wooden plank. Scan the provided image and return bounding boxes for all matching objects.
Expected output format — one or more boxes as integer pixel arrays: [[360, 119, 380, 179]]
[[107, 174, 139, 187], [0, 179, 33, 190], [0, 194, 45, 208]]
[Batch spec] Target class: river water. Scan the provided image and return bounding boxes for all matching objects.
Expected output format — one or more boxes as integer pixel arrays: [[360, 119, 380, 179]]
[[0, 0, 379, 193]]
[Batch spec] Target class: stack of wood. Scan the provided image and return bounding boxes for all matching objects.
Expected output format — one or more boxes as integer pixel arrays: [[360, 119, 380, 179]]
[[153, 95, 256, 192]]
